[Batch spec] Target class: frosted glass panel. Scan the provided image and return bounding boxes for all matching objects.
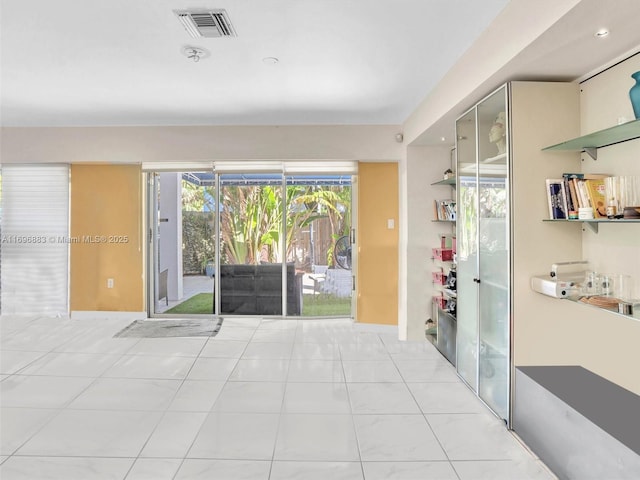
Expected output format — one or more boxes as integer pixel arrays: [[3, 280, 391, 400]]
[[456, 109, 478, 390], [477, 87, 510, 421]]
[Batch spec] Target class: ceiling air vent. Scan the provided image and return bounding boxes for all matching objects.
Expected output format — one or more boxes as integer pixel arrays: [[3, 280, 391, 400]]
[[174, 9, 236, 38]]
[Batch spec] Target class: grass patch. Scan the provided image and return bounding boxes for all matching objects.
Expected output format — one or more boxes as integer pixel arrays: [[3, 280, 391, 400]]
[[165, 293, 213, 314], [164, 292, 350, 316], [302, 294, 351, 316]]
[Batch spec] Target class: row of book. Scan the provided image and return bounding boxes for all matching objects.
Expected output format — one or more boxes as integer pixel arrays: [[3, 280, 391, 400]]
[[433, 199, 456, 221], [546, 173, 609, 220]]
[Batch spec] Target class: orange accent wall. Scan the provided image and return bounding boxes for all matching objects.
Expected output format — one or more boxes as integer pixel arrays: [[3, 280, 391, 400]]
[[357, 163, 398, 325], [70, 165, 144, 312]]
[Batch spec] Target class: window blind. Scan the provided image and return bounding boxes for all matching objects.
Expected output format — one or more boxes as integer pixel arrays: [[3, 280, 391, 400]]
[[1, 164, 70, 315], [141, 160, 358, 175]]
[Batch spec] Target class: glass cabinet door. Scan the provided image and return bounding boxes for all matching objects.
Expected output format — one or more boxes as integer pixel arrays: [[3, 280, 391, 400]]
[[455, 108, 478, 391], [476, 86, 510, 422]]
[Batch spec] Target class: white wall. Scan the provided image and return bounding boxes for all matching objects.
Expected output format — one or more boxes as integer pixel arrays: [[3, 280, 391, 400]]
[[512, 59, 640, 395], [579, 54, 640, 299], [0, 125, 403, 164], [399, 145, 452, 340]]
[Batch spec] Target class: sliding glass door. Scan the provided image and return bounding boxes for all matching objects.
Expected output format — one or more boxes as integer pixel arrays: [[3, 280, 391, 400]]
[[150, 172, 216, 315], [148, 167, 355, 318], [285, 175, 352, 317], [218, 174, 285, 315]]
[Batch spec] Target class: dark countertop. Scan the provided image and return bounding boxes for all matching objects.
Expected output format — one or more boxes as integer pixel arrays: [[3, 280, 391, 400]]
[[517, 365, 640, 456]]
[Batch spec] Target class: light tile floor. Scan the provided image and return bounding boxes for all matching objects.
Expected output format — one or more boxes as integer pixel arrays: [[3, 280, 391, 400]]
[[0, 315, 556, 480]]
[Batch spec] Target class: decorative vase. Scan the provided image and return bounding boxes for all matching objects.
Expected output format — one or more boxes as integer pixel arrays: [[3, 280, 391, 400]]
[[630, 71, 640, 120]]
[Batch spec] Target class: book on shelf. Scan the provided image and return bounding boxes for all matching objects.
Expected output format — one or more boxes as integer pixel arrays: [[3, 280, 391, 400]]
[[576, 179, 590, 209], [562, 174, 576, 212], [561, 173, 611, 214], [546, 179, 568, 219], [584, 178, 608, 218], [433, 199, 456, 221], [562, 173, 610, 180]]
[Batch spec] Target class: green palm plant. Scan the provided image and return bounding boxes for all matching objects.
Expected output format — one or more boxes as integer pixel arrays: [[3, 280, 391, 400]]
[[216, 182, 352, 266], [220, 185, 283, 264]]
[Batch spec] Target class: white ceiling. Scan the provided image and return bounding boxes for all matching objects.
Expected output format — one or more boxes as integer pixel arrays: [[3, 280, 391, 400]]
[[408, 0, 640, 145], [2, 0, 640, 134], [0, 0, 510, 127]]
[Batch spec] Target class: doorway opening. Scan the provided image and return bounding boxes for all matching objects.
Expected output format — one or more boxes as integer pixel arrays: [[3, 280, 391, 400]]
[[148, 170, 354, 318]]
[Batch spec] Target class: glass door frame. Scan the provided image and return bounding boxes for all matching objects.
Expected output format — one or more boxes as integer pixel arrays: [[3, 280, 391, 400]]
[[147, 166, 357, 319], [454, 84, 512, 426], [455, 106, 480, 393], [477, 84, 511, 424], [147, 170, 217, 318], [215, 171, 289, 316]]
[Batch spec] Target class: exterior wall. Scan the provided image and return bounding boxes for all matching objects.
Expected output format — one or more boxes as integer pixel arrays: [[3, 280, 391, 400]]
[[158, 172, 183, 302], [357, 162, 399, 325], [70, 164, 144, 312]]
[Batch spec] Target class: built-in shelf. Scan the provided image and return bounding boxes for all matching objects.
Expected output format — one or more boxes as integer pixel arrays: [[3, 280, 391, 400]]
[[431, 219, 455, 223], [482, 152, 507, 164], [431, 178, 456, 186], [542, 119, 640, 160], [543, 218, 640, 233], [438, 306, 457, 321], [432, 258, 455, 264], [564, 295, 640, 322], [443, 288, 457, 298]]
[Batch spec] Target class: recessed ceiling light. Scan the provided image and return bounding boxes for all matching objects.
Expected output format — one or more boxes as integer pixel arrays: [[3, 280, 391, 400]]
[[594, 28, 609, 38], [441, 137, 446, 142], [262, 57, 279, 65]]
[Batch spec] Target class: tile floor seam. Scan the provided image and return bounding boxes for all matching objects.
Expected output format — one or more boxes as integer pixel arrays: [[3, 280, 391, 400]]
[[2, 364, 109, 458], [1, 407, 65, 458], [336, 334, 366, 480], [172, 317, 260, 478], [162, 317, 253, 480], [0, 316, 557, 480], [118, 326, 221, 480], [7, 453, 141, 459], [266, 319, 297, 480], [3, 351, 53, 376], [399, 347, 463, 480]]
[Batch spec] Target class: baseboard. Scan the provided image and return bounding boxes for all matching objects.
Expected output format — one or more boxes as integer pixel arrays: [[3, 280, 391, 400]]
[[70, 311, 147, 321], [354, 322, 398, 335]]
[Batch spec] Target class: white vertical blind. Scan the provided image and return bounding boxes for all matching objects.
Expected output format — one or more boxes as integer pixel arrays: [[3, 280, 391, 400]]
[[1, 164, 69, 315]]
